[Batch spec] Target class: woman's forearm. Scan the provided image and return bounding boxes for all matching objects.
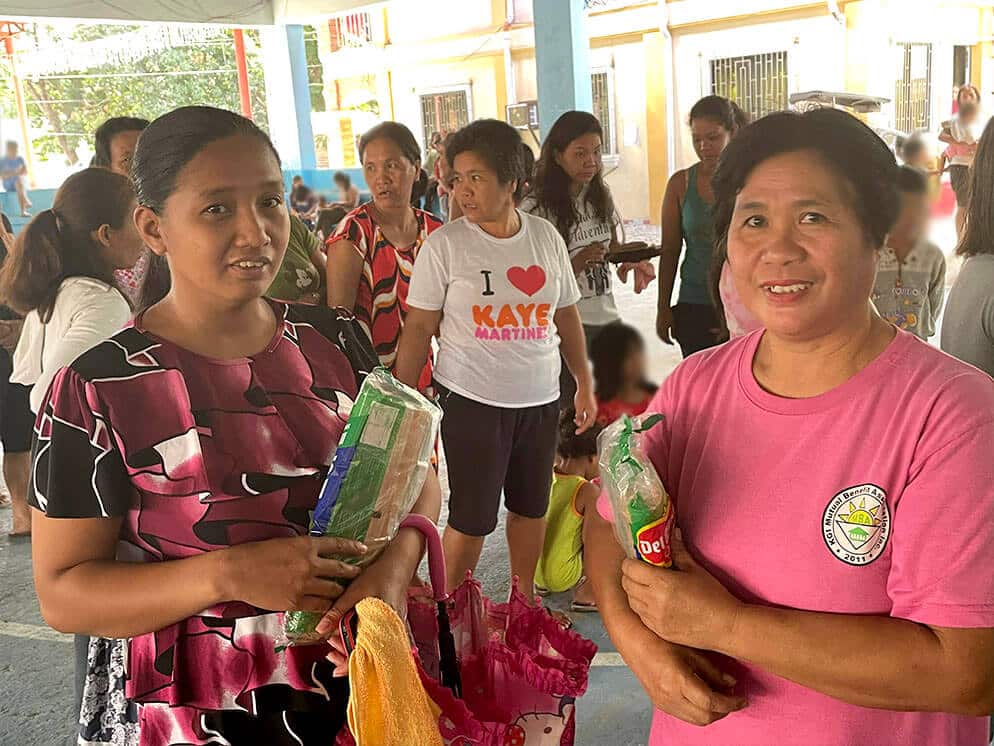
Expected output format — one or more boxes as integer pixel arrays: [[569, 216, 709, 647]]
[[394, 324, 434, 388], [720, 604, 994, 714], [656, 248, 680, 311], [381, 468, 443, 583], [38, 546, 229, 639]]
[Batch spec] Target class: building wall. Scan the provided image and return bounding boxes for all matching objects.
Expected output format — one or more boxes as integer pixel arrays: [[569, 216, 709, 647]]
[[671, 12, 846, 168]]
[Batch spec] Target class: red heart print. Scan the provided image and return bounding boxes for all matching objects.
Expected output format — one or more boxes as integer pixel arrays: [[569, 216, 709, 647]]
[[506, 265, 546, 297]]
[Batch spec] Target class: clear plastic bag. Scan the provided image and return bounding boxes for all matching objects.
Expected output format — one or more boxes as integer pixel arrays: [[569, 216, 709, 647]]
[[597, 414, 675, 567], [283, 367, 442, 645]]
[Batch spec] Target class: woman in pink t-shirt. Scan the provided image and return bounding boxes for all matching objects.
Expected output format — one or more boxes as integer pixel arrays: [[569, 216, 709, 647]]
[[588, 108, 994, 745]]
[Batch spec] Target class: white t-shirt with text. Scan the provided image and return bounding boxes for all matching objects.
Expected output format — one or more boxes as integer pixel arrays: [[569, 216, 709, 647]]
[[522, 187, 620, 327], [407, 212, 581, 407]]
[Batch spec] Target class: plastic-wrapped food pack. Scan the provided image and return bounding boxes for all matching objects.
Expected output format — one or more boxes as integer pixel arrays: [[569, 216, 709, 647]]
[[597, 414, 675, 567], [283, 367, 442, 645]]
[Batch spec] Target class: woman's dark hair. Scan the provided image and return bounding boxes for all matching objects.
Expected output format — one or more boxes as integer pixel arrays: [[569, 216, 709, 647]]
[[316, 206, 347, 237], [0, 168, 132, 321], [557, 409, 604, 460], [519, 142, 536, 194], [446, 119, 526, 200], [958, 84, 981, 106], [132, 106, 281, 311], [92, 116, 149, 169], [590, 322, 657, 402], [531, 111, 611, 241], [713, 108, 899, 257], [358, 121, 421, 167], [959, 118, 994, 257], [896, 164, 928, 195], [333, 171, 351, 188], [689, 95, 750, 133]]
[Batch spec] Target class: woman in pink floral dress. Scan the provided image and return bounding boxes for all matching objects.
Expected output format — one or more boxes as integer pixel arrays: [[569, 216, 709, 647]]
[[29, 106, 441, 746]]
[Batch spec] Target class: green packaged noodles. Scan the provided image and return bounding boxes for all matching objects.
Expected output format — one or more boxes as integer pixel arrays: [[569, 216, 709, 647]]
[[283, 367, 441, 645], [597, 414, 675, 567]]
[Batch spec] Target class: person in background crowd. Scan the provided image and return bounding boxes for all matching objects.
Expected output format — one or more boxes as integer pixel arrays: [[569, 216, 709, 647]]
[[267, 214, 327, 305], [396, 119, 595, 597], [291, 183, 319, 230], [872, 165, 945, 341], [535, 411, 603, 611], [423, 132, 443, 215], [1, 141, 31, 217], [0, 208, 30, 533], [315, 206, 347, 243], [900, 133, 942, 202], [940, 85, 984, 236], [434, 133, 454, 222], [92, 116, 149, 175], [325, 122, 442, 393], [29, 105, 441, 746], [588, 107, 994, 746], [0, 169, 140, 540], [331, 171, 360, 211], [519, 141, 536, 201], [590, 321, 657, 425], [656, 96, 748, 356], [92, 116, 151, 307], [523, 111, 655, 406], [942, 119, 994, 377]]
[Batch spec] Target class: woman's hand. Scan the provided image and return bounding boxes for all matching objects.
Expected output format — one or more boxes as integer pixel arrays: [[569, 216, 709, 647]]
[[617, 261, 656, 294], [622, 529, 744, 651], [319, 552, 415, 676], [627, 631, 747, 726], [220, 535, 367, 613], [656, 306, 675, 345], [571, 242, 607, 274], [573, 380, 598, 434]]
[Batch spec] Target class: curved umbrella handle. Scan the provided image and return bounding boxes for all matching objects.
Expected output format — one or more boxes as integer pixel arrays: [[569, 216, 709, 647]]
[[400, 513, 447, 602]]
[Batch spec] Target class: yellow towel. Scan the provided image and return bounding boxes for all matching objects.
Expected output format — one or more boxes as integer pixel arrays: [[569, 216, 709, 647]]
[[347, 597, 444, 746]]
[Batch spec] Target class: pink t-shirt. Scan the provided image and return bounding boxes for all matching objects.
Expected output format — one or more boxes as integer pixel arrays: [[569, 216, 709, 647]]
[[609, 329, 994, 745]]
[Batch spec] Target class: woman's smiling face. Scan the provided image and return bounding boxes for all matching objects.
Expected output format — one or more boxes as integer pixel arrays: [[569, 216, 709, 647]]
[[727, 149, 879, 342]]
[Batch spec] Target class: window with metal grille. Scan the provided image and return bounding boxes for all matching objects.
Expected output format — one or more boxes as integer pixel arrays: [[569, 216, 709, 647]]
[[591, 70, 616, 155], [420, 90, 470, 148], [710, 51, 788, 119], [895, 42, 932, 132]]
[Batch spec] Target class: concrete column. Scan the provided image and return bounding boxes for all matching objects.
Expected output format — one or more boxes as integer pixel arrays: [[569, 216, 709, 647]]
[[260, 24, 317, 171], [533, 0, 592, 139]]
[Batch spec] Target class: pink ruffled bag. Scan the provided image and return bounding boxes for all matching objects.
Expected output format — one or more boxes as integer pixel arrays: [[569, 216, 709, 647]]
[[336, 515, 597, 745]]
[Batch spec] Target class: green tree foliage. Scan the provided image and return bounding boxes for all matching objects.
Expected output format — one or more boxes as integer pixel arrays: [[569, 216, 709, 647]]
[[4, 24, 270, 165]]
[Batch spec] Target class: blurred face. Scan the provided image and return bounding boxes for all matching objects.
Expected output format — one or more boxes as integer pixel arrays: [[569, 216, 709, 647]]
[[554, 133, 602, 186], [959, 86, 980, 107], [691, 117, 732, 164], [135, 134, 289, 307], [5, 143, 16, 158], [451, 150, 517, 227], [889, 190, 930, 246], [726, 150, 877, 342], [109, 130, 141, 177], [622, 343, 647, 385], [362, 138, 418, 210]]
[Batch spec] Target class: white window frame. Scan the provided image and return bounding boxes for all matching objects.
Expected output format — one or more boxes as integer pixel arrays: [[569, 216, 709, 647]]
[[590, 67, 619, 166]]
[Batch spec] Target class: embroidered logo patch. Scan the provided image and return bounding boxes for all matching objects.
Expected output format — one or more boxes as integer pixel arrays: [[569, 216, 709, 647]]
[[822, 484, 890, 565]]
